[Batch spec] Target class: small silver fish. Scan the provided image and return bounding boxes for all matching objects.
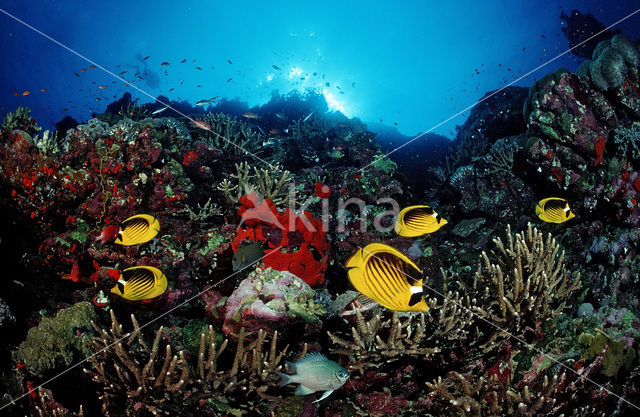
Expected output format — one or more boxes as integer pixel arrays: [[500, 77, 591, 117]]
[[151, 106, 168, 115], [303, 111, 313, 122], [242, 111, 259, 119], [196, 98, 217, 106], [276, 353, 349, 403]]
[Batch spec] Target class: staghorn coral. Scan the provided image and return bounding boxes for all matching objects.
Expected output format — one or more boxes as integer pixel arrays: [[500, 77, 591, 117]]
[[201, 112, 261, 156], [85, 311, 291, 415], [426, 371, 566, 417], [469, 223, 581, 351], [218, 161, 295, 206], [178, 197, 222, 222], [31, 388, 85, 417], [328, 310, 440, 374]]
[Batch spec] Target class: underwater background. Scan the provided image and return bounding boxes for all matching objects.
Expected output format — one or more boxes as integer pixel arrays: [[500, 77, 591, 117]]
[[2, 0, 640, 416]]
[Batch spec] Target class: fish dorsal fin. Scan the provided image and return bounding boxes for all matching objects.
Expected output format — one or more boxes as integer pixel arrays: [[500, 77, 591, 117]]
[[361, 243, 422, 277], [122, 266, 156, 283], [297, 352, 328, 365]]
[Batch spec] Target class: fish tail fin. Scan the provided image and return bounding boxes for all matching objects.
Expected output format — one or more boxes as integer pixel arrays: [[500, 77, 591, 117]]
[[275, 371, 291, 387]]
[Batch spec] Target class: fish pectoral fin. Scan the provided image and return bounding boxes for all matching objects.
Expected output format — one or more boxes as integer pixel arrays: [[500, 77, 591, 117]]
[[295, 384, 316, 396], [313, 390, 335, 403]]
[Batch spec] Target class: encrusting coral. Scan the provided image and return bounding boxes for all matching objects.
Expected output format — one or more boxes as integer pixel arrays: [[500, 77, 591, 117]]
[[85, 311, 293, 415]]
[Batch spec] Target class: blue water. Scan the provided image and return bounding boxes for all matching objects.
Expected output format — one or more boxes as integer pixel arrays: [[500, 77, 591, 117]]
[[1, 0, 639, 138]]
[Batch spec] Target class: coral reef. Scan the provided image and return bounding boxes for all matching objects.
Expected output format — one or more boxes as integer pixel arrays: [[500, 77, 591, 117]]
[[4, 57, 640, 415], [218, 161, 295, 206], [1, 106, 42, 136], [0, 297, 15, 328], [588, 35, 639, 91]]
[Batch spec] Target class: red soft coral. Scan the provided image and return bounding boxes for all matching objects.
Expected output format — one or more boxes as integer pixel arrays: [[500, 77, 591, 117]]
[[232, 193, 327, 286]]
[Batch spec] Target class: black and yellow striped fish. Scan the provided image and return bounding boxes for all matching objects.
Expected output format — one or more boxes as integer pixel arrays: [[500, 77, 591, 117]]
[[535, 197, 575, 223], [346, 243, 428, 312], [111, 266, 168, 301], [394, 205, 447, 237], [115, 214, 160, 246]]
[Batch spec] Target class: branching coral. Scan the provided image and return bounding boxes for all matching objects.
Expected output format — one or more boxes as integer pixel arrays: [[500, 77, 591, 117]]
[[31, 388, 85, 417], [612, 121, 640, 161], [218, 161, 295, 206], [201, 112, 261, 156], [328, 310, 440, 374], [426, 372, 566, 417], [32, 130, 64, 155], [85, 311, 290, 415], [470, 223, 581, 351], [178, 197, 222, 222], [485, 140, 515, 177]]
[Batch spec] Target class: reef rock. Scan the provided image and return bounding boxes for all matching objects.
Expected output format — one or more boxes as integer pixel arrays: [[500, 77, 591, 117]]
[[222, 267, 325, 335]]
